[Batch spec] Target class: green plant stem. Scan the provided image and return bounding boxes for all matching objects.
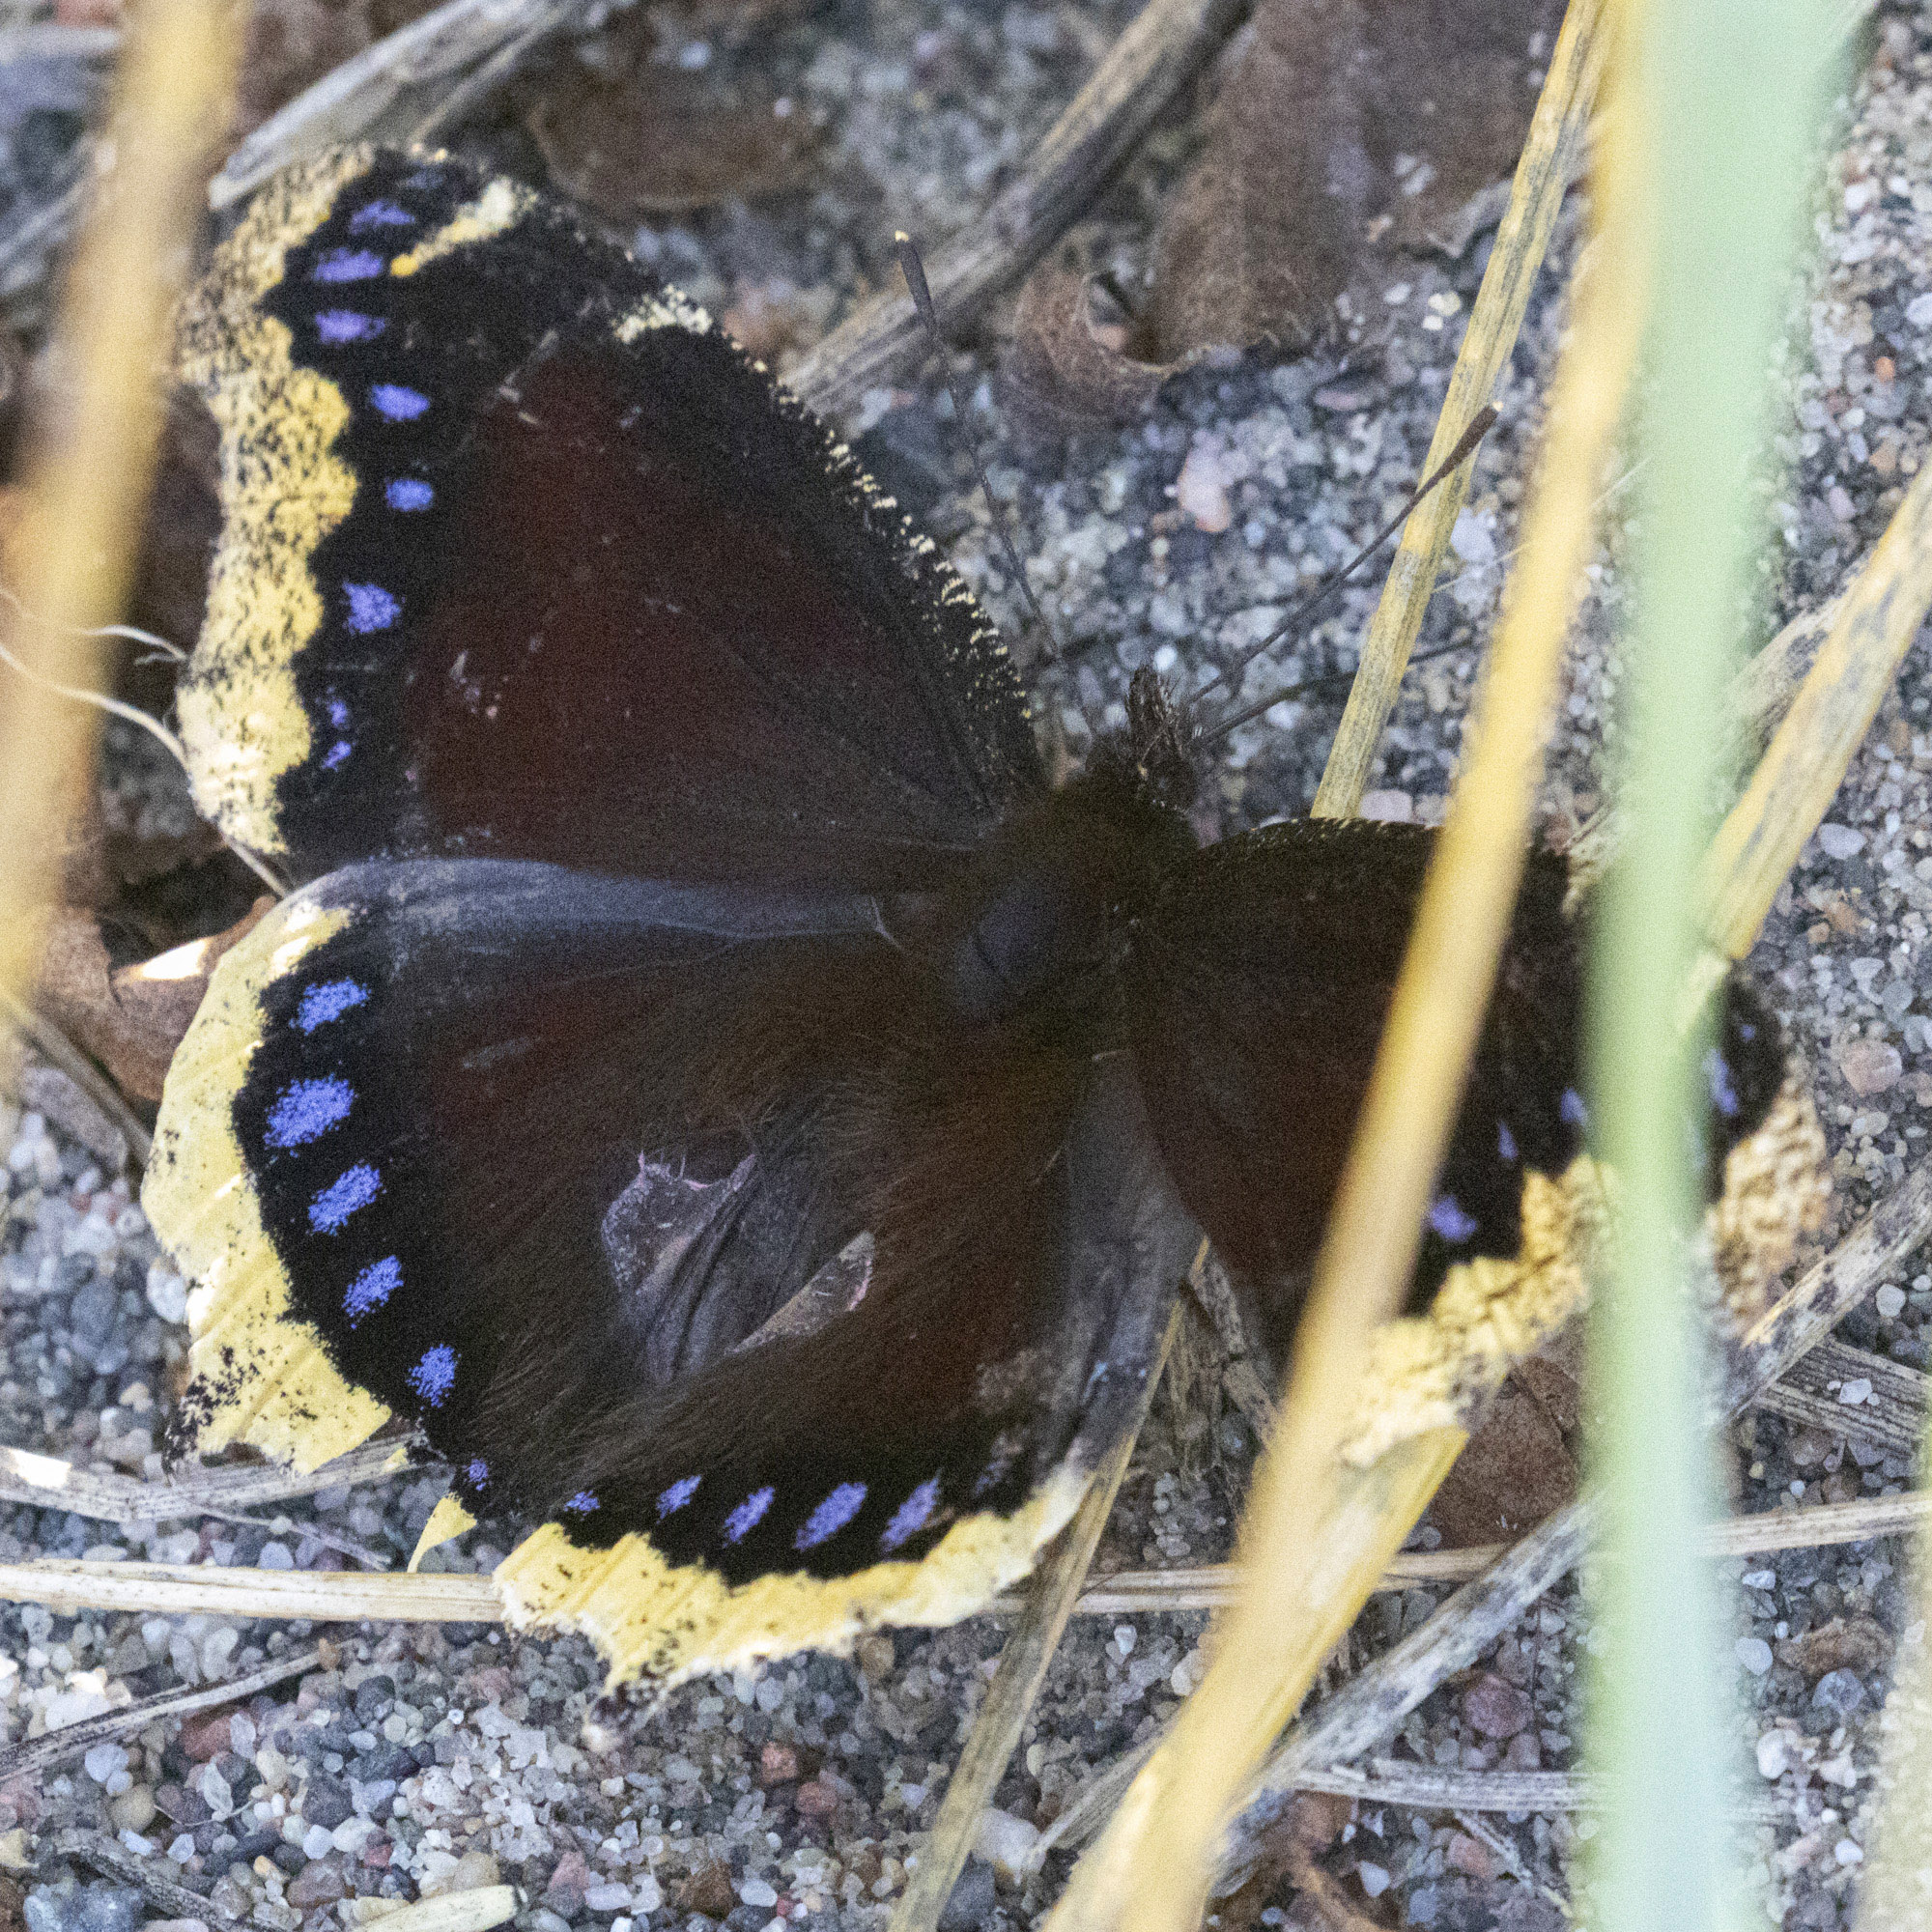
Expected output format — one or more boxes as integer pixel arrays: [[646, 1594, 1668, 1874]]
[[1585, 5, 1836, 1932]]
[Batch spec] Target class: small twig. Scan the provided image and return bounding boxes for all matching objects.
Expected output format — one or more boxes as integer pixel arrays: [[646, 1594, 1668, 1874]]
[[1452, 1808, 1575, 1920], [0, 1643, 318, 1786], [1756, 1336, 1925, 1463], [0, 986, 153, 1168], [48, 1829, 231, 1920], [1289, 1761, 1782, 1824], [0, 1435, 418, 1522], [209, 0, 599, 210], [786, 0, 1245, 418]]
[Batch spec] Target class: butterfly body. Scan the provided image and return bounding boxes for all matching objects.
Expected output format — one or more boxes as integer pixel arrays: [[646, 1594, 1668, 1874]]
[[145, 147, 1826, 1688]]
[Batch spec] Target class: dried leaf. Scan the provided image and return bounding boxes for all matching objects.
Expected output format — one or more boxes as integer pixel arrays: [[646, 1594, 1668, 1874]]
[[1775, 1614, 1894, 1680], [1429, 1360, 1579, 1547], [527, 27, 821, 217], [1002, 264, 1180, 437], [33, 900, 271, 1104], [1149, 0, 1563, 359]]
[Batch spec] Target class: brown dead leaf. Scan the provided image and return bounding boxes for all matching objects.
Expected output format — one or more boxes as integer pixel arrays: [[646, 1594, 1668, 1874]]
[[1002, 264, 1182, 437], [1148, 0, 1563, 360], [1775, 1615, 1894, 1680], [34, 900, 271, 1104], [527, 24, 821, 218], [1429, 1361, 1579, 1547]]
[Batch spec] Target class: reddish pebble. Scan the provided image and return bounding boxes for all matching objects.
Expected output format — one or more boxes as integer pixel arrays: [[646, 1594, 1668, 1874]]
[[1446, 1833, 1496, 1880], [1503, 1730, 1542, 1772], [758, 1742, 801, 1787], [794, 1779, 840, 1818], [543, 1849, 590, 1915], [363, 1841, 391, 1868], [288, 1860, 347, 1908], [1463, 1671, 1532, 1740], [179, 1710, 238, 1762]]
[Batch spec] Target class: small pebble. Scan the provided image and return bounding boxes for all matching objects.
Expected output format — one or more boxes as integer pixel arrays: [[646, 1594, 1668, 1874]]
[[974, 1806, 1039, 1878], [1736, 1637, 1775, 1676], [1877, 1284, 1906, 1320], [1462, 1672, 1532, 1739], [1817, 822, 1867, 860], [1813, 1668, 1868, 1717]]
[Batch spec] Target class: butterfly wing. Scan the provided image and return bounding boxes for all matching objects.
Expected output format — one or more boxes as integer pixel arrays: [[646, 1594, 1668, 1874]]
[[174, 148, 1040, 890], [1122, 819, 1808, 1375], [147, 861, 1197, 1686]]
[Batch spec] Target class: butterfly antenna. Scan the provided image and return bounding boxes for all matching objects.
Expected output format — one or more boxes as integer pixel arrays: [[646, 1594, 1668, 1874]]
[[893, 234, 1065, 667], [1192, 404, 1499, 727]]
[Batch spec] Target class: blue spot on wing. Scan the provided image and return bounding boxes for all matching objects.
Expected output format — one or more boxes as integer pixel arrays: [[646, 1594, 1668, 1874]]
[[1497, 1121, 1519, 1163], [723, 1487, 774, 1545], [657, 1475, 700, 1518], [467, 1459, 489, 1487], [314, 248, 384, 283], [1560, 1088, 1589, 1129], [371, 384, 429, 422], [409, 1345, 457, 1406], [350, 198, 414, 231], [343, 1256, 401, 1321], [1428, 1193, 1481, 1244], [265, 1077, 354, 1149], [881, 1477, 941, 1551], [322, 740, 353, 771], [1705, 1047, 1741, 1118], [385, 478, 434, 511], [297, 980, 367, 1032], [316, 309, 384, 343], [345, 582, 401, 634], [563, 1491, 599, 1514], [309, 1164, 381, 1233], [795, 1482, 867, 1550]]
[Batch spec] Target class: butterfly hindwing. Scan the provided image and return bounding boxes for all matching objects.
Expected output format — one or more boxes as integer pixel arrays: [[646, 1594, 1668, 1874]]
[[1123, 819, 1806, 1376], [175, 147, 1041, 889], [147, 861, 1197, 1685]]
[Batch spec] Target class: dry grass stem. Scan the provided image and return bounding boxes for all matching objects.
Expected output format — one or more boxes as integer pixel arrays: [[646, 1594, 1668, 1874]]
[[1310, 0, 1605, 819], [1044, 11, 1648, 1926], [0, 0, 242, 1007], [52, 1827, 239, 1921], [0, 987, 154, 1167], [1699, 455, 1932, 965], [891, 1307, 1182, 1932], [0, 1644, 318, 1784], [785, 0, 1244, 417]]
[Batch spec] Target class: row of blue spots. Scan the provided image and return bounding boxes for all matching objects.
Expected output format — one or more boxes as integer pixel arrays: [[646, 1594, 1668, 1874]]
[[321, 693, 354, 771], [651, 1468, 944, 1555], [296, 979, 367, 1033], [265, 1076, 354, 1150], [409, 1344, 458, 1406], [344, 1254, 401, 1322], [309, 1161, 380, 1234]]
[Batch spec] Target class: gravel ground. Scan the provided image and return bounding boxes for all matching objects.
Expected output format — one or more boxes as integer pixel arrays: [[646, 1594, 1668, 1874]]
[[5, 2, 1932, 1930]]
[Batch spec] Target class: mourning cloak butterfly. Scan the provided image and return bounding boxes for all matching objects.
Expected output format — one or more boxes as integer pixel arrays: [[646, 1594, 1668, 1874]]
[[144, 147, 1825, 1689]]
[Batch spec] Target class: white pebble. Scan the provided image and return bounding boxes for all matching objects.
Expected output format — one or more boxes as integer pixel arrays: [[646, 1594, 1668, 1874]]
[[1877, 1285, 1906, 1320], [168, 1833, 196, 1863], [632, 1879, 662, 1914], [1175, 438, 1233, 533], [974, 1807, 1040, 1878], [1736, 1636, 1775, 1675], [146, 1262, 187, 1324], [258, 1542, 294, 1571], [1756, 1730, 1791, 1779], [85, 1742, 129, 1784], [1837, 1378, 1874, 1406], [583, 1885, 632, 1913], [1835, 1838, 1864, 1865], [1112, 1624, 1136, 1657], [1907, 292, 1932, 329], [1818, 822, 1866, 860], [303, 1823, 334, 1860], [1359, 1862, 1392, 1898], [1742, 1570, 1776, 1590], [739, 1880, 779, 1909]]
